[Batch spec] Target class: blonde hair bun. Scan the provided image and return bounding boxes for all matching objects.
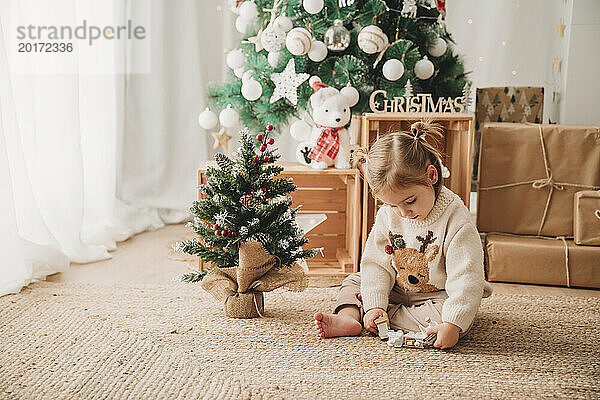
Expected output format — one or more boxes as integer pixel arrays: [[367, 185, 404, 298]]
[[363, 118, 445, 197], [409, 119, 443, 143]]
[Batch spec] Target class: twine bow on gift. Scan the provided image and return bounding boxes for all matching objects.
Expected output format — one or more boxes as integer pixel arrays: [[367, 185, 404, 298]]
[[200, 241, 308, 318], [479, 125, 600, 236]]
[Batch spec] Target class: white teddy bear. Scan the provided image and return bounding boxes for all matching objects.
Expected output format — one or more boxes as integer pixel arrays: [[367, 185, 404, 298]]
[[290, 77, 358, 170]]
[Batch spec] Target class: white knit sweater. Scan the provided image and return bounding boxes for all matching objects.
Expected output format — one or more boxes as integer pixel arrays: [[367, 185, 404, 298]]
[[360, 186, 492, 332]]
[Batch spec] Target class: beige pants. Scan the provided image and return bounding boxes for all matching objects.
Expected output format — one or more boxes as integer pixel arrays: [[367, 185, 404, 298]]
[[333, 272, 471, 337]]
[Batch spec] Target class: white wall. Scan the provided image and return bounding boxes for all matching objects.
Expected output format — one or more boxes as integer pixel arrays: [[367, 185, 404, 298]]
[[446, 0, 563, 124], [447, 0, 599, 126], [560, 0, 600, 125]]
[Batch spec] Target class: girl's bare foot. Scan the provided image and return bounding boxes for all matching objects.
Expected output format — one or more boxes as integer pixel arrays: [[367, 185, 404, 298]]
[[314, 312, 363, 338]]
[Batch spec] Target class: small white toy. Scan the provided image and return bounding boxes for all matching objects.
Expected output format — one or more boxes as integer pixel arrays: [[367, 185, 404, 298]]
[[383, 317, 438, 349], [374, 316, 389, 340], [290, 76, 358, 170]]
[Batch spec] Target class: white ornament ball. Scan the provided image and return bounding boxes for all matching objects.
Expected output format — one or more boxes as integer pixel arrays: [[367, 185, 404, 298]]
[[358, 25, 388, 54], [235, 16, 252, 34], [415, 56, 435, 80], [340, 85, 360, 107], [382, 59, 405, 81], [267, 51, 280, 67], [309, 76, 321, 86], [238, 1, 258, 21], [274, 15, 293, 32], [219, 105, 239, 128], [226, 49, 246, 70], [261, 25, 286, 53], [286, 27, 312, 56], [198, 108, 218, 130], [242, 70, 253, 83], [290, 119, 311, 141], [308, 40, 328, 62], [234, 66, 246, 78], [303, 0, 324, 14], [241, 79, 263, 101], [428, 37, 447, 57]]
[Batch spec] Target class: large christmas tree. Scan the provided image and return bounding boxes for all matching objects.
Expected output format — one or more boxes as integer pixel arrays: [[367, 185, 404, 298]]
[[177, 126, 317, 281], [207, 0, 467, 134]]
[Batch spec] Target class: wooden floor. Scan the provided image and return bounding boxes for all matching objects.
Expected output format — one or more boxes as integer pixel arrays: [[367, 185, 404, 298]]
[[49, 224, 600, 298]]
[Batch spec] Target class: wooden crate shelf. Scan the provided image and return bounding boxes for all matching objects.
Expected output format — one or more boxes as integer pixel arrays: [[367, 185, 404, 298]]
[[354, 113, 474, 252], [197, 162, 362, 277]]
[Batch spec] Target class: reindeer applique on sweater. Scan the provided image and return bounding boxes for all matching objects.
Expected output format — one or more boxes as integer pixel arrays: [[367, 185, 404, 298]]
[[384, 231, 441, 293]]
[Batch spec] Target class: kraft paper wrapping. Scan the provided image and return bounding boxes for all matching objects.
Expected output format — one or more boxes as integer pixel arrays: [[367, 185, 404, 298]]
[[473, 86, 544, 181], [574, 191, 600, 245], [477, 123, 600, 236], [486, 234, 600, 289]]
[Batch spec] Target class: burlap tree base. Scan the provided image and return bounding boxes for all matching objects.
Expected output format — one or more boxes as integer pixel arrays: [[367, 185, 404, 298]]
[[201, 241, 306, 318], [224, 292, 264, 319]]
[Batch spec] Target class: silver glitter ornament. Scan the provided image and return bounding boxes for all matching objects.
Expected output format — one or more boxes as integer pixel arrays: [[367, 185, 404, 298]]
[[324, 19, 350, 52]]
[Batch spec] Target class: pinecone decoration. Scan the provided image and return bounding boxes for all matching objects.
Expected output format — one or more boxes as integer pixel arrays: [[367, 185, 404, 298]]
[[215, 153, 233, 171], [240, 193, 262, 210]]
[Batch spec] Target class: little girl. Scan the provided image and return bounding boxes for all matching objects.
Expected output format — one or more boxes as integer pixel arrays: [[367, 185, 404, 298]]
[[314, 120, 492, 349]]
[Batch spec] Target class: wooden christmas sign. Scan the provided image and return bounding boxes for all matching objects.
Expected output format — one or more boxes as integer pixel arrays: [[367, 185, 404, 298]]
[[369, 90, 468, 114]]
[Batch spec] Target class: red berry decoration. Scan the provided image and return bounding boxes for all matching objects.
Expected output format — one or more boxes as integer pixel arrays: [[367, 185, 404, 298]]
[[266, 124, 273, 132], [215, 230, 221, 236], [260, 187, 266, 192], [268, 138, 274, 145], [229, 231, 235, 237], [257, 134, 263, 141], [385, 245, 394, 254], [260, 144, 267, 152], [213, 224, 218, 230], [253, 155, 259, 162], [263, 156, 270, 162]]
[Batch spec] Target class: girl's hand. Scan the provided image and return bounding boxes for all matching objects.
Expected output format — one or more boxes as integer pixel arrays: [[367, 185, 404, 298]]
[[426, 322, 460, 349], [363, 308, 388, 335]]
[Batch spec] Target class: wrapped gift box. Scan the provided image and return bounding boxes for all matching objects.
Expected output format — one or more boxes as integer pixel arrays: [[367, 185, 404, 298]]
[[477, 123, 600, 236], [486, 234, 600, 288], [472, 86, 544, 183], [574, 191, 600, 245]]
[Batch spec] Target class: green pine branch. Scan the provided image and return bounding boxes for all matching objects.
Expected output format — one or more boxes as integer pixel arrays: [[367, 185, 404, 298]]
[[209, 0, 470, 134]]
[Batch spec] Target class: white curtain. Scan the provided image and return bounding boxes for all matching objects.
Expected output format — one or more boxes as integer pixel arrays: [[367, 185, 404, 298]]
[[0, 0, 233, 296]]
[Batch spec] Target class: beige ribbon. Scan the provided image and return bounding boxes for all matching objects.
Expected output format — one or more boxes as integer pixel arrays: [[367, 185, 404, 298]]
[[479, 125, 600, 235], [556, 236, 571, 287], [201, 241, 307, 318]]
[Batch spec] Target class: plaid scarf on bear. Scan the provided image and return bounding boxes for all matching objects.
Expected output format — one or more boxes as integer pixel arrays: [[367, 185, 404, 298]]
[[308, 126, 342, 162]]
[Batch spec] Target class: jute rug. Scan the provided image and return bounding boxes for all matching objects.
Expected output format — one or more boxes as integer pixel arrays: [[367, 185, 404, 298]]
[[0, 282, 598, 399]]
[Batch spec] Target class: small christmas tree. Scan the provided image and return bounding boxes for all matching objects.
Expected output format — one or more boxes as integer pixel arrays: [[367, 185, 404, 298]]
[[176, 125, 317, 282]]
